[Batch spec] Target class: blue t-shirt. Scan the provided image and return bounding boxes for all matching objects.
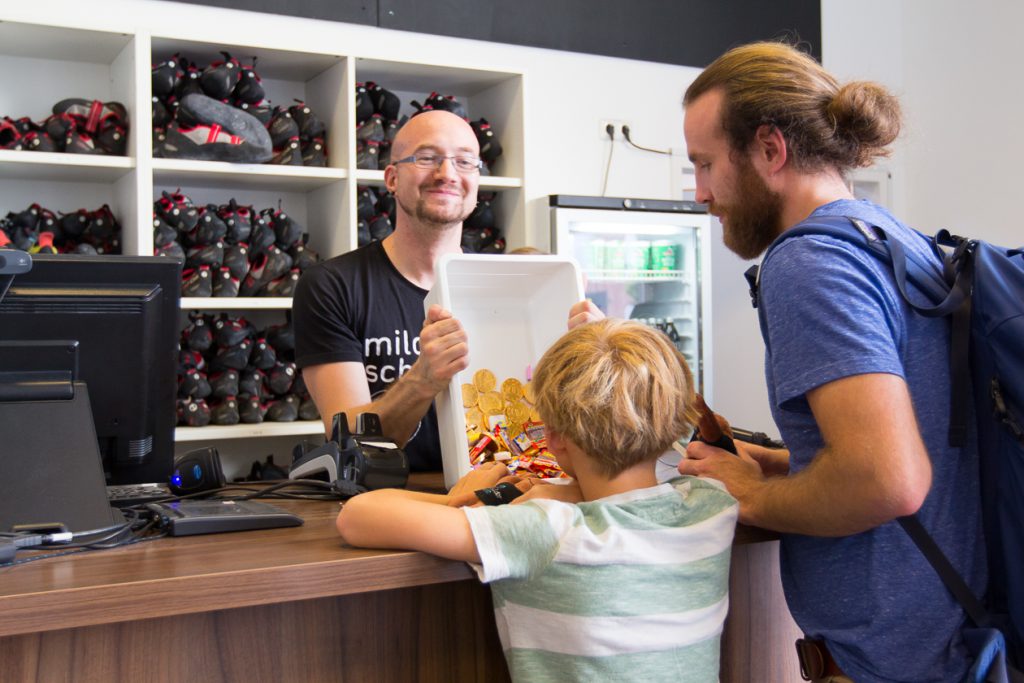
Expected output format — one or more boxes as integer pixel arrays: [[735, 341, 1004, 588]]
[[759, 199, 986, 682]]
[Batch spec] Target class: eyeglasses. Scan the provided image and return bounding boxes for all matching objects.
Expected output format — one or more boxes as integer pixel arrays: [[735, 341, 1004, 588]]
[[393, 152, 483, 174]]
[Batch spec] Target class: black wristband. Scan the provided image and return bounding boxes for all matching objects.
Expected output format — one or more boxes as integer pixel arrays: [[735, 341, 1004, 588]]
[[474, 482, 524, 506], [474, 487, 503, 505]]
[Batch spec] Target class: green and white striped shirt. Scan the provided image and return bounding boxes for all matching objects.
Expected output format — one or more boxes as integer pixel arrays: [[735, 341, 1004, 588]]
[[464, 476, 738, 683]]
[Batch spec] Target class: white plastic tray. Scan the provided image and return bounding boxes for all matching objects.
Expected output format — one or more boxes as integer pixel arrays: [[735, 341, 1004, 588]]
[[424, 254, 584, 489]]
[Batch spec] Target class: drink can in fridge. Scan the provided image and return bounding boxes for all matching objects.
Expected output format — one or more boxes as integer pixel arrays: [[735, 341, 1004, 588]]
[[625, 239, 649, 271], [605, 239, 626, 270], [650, 240, 680, 271]]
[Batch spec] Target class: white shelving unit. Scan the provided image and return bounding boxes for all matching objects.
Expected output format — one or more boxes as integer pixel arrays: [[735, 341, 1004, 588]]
[[0, 17, 526, 453]]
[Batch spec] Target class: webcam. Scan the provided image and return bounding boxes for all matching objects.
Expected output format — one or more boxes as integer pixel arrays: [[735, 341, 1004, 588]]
[[0, 249, 31, 275]]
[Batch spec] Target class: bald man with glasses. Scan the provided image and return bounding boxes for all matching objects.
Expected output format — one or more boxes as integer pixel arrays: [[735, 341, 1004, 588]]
[[295, 110, 599, 471]]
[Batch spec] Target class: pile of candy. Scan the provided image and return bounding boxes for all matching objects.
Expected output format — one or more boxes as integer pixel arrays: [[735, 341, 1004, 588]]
[[462, 368, 567, 479]]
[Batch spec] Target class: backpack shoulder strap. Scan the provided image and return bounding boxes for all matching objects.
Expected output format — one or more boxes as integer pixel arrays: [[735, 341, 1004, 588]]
[[755, 215, 958, 311], [748, 215, 974, 446]]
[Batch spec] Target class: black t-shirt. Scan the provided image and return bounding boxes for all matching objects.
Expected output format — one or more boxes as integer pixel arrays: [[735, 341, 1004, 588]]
[[292, 241, 441, 471]]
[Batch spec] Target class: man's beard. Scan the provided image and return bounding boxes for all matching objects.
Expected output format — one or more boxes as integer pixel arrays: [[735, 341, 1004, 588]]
[[397, 184, 473, 229], [719, 156, 784, 260]]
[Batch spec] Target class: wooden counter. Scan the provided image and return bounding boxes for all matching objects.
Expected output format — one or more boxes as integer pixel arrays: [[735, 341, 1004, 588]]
[[0, 474, 801, 682]]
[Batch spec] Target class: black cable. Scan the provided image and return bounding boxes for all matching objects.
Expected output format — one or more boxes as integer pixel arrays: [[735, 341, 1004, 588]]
[[0, 518, 168, 568], [163, 478, 357, 502], [109, 479, 349, 515], [0, 480, 354, 568], [0, 274, 13, 304], [3, 532, 168, 567], [601, 124, 615, 197], [622, 125, 670, 155]]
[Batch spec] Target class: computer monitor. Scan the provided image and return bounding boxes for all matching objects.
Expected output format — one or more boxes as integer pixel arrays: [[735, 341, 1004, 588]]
[[0, 254, 182, 484]]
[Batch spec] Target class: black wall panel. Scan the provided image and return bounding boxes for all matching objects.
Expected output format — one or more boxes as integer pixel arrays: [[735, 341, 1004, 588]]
[[176, 0, 821, 67], [175, 0, 377, 26]]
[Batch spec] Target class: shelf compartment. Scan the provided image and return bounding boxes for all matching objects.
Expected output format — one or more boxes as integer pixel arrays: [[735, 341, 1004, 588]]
[[180, 297, 293, 310], [153, 159, 345, 191], [175, 420, 324, 442], [354, 58, 524, 179], [150, 37, 349, 171], [0, 150, 134, 182], [585, 269, 689, 283], [0, 21, 131, 63]]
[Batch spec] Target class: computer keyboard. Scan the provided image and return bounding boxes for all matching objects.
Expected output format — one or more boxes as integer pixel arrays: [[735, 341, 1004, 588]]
[[107, 482, 174, 508]]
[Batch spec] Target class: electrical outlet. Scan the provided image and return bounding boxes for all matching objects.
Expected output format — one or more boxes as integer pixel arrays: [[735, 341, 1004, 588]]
[[599, 119, 628, 141]]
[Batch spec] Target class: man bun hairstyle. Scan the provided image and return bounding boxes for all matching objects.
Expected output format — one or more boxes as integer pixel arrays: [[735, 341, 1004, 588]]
[[684, 41, 901, 173], [532, 319, 700, 477]]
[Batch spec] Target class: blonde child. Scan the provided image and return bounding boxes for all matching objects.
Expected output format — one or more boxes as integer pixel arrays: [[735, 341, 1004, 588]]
[[337, 319, 738, 682]]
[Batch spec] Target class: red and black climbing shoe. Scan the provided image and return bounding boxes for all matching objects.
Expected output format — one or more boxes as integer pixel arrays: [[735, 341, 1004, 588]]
[[265, 394, 300, 422], [156, 190, 200, 232], [249, 337, 277, 370], [185, 241, 225, 270], [199, 51, 241, 101], [190, 205, 229, 245], [210, 396, 241, 426], [223, 242, 250, 280], [0, 118, 24, 150], [211, 266, 239, 298], [64, 129, 104, 155], [218, 198, 253, 244], [181, 265, 214, 297], [178, 368, 212, 399], [232, 57, 265, 105], [301, 137, 326, 167], [270, 137, 303, 166], [238, 393, 267, 424], [209, 369, 240, 398], [263, 267, 301, 298], [156, 94, 271, 163], [51, 98, 128, 136], [288, 100, 325, 139], [267, 361, 297, 395], [177, 397, 211, 427], [239, 367, 268, 399], [471, 118, 503, 167], [366, 81, 400, 120]]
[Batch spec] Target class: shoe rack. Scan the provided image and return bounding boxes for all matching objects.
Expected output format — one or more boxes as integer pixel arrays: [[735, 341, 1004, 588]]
[[0, 18, 526, 445]]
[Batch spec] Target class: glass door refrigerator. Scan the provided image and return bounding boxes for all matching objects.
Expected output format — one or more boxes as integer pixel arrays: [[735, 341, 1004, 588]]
[[549, 195, 714, 399]]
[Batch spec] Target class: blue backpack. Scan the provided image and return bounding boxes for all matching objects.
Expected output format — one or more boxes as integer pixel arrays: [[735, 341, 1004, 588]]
[[746, 216, 1024, 681]]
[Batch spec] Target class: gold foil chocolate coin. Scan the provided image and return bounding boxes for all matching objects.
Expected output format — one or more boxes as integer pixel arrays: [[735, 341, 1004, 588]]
[[473, 368, 496, 393], [465, 407, 485, 429], [461, 383, 479, 408], [479, 390, 503, 413], [501, 377, 523, 402], [507, 401, 530, 425]]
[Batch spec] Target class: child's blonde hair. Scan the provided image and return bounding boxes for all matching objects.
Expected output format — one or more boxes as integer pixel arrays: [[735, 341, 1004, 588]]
[[507, 246, 546, 255], [532, 319, 700, 476]]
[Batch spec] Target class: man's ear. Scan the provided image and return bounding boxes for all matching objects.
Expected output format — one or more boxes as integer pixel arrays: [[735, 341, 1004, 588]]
[[383, 163, 398, 193], [754, 124, 788, 174]]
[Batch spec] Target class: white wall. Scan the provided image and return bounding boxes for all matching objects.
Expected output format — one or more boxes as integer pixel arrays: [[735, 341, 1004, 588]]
[[824, 0, 1023, 248]]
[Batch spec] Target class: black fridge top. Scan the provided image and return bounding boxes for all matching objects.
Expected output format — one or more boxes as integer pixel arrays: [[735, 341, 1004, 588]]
[[549, 195, 707, 214]]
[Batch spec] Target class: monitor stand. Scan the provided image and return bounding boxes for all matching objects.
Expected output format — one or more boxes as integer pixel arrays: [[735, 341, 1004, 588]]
[[0, 377, 124, 534]]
